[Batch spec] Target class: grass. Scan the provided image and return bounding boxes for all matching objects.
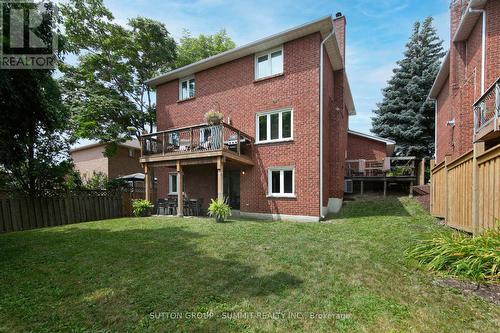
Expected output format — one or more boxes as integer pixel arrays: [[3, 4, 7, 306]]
[[0, 197, 499, 332], [407, 229, 500, 283]]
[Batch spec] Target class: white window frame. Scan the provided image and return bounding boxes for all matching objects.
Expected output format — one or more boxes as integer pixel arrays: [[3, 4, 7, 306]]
[[178, 75, 195, 100], [168, 172, 178, 195], [255, 108, 293, 144], [128, 148, 135, 158], [267, 167, 295, 198], [168, 172, 186, 195], [254, 46, 284, 80]]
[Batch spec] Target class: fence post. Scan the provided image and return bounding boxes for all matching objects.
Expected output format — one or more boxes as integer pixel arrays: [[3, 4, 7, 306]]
[[471, 142, 485, 235], [444, 155, 452, 224]]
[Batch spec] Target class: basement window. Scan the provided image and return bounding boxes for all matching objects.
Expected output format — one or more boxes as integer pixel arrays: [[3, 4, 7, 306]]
[[267, 167, 295, 197]]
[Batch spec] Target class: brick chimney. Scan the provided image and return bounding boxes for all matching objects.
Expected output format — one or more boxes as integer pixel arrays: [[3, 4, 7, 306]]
[[333, 12, 346, 65], [449, 0, 469, 89], [450, 0, 469, 39]]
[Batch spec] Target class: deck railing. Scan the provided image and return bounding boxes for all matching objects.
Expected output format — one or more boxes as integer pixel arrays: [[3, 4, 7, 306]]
[[345, 157, 417, 178], [473, 77, 500, 133], [141, 123, 254, 157]]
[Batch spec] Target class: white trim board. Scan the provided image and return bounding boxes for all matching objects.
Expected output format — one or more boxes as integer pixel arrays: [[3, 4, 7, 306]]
[[240, 211, 319, 223]]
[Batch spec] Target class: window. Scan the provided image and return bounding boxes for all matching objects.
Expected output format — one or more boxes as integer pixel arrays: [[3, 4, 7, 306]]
[[255, 47, 283, 80], [168, 172, 185, 194], [128, 148, 134, 158], [179, 76, 195, 100], [268, 167, 295, 197], [256, 108, 293, 143]]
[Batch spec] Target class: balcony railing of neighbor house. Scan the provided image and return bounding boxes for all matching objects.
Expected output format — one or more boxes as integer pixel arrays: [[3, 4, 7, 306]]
[[473, 77, 500, 138], [141, 123, 254, 159], [345, 157, 417, 178]]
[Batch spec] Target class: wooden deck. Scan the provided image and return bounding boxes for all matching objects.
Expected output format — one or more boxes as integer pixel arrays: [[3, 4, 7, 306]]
[[140, 122, 254, 167], [345, 157, 421, 196], [140, 123, 255, 216]]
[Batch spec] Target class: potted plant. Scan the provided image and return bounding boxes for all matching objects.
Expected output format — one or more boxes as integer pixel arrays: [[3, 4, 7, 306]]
[[132, 199, 154, 217], [207, 198, 231, 223], [204, 110, 224, 125]]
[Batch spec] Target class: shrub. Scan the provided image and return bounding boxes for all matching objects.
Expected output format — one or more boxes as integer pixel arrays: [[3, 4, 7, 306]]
[[406, 229, 500, 283], [132, 199, 154, 217], [207, 198, 231, 222]]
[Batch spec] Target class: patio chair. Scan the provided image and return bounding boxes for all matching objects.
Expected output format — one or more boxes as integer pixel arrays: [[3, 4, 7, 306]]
[[166, 197, 177, 215], [156, 199, 167, 215]]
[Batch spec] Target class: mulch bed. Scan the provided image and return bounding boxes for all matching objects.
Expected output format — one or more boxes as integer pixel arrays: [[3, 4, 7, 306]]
[[433, 278, 500, 305]]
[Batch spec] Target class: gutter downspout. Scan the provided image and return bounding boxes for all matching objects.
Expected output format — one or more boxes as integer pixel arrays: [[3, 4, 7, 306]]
[[319, 28, 335, 219], [430, 98, 438, 160], [469, 7, 486, 94]]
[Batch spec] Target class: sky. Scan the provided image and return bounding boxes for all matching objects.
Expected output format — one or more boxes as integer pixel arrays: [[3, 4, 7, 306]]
[[71, 0, 452, 138]]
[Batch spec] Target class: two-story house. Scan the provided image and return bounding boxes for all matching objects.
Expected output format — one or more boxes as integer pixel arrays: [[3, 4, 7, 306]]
[[140, 14, 356, 222], [428, 0, 500, 233], [429, 0, 500, 162]]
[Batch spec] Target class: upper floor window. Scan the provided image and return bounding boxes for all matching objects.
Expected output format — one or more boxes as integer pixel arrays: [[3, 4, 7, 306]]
[[255, 46, 283, 80], [256, 108, 293, 143], [179, 76, 195, 100]]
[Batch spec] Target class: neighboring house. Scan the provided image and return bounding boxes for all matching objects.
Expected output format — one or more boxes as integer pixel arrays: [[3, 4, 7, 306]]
[[70, 140, 142, 180], [347, 130, 395, 160], [140, 14, 356, 222], [428, 0, 500, 234], [429, 0, 500, 163]]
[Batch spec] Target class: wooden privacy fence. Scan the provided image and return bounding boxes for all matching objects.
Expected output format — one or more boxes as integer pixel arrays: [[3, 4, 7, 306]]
[[477, 147, 500, 231], [430, 144, 500, 234], [0, 191, 133, 233]]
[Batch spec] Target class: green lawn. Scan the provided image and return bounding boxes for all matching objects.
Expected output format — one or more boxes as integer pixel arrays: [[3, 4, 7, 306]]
[[0, 197, 499, 332]]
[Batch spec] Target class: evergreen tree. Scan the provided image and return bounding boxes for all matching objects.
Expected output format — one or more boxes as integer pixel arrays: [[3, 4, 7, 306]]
[[371, 17, 445, 157]]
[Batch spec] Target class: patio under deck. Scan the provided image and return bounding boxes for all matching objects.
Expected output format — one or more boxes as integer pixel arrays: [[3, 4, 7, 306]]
[[140, 123, 254, 216]]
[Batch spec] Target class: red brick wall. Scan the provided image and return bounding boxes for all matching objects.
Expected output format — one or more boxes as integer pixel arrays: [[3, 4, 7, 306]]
[[435, 0, 500, 163], [155, 33, 324, 217], [347, 134, 387, 160], [328, 70, 348, 200], [108, 146, 142, 179], [325, 16, 348, 203], [436, 78, 453, 161]]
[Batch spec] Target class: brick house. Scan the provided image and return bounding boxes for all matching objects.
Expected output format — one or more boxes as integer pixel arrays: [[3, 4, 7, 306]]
[[428, 0, 500, 234], [141, 15, 356, 222], [347, 130, 395, 160], [429, 0, 500, 163], [70, 141, 142, 180]]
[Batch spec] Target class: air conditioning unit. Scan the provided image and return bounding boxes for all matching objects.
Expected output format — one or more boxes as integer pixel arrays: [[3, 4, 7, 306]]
[[344, 179, 353, 194]]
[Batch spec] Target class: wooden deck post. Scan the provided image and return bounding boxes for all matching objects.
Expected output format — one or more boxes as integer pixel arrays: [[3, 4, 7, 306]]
[[177, 160, 184, 217], [418, 158, 426, 185], [360, 180, 364, 196], [472, 142, 485, 235], [144, 164, 151, 202], [409, 180, 414, 198], [383, 179, 387, 197], [217, 156, 224, 201]]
